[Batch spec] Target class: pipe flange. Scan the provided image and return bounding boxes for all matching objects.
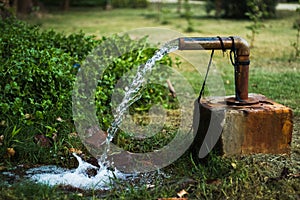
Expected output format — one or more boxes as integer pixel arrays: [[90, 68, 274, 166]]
[[225, 97, 259, 106]]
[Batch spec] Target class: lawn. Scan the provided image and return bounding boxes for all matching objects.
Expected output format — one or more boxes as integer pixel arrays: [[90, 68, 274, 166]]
[[1, 2, 300, 199]]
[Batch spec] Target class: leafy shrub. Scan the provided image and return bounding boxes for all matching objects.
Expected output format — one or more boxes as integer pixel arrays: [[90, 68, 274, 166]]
[[0, 18, 175, 164], [0, 18, 101, 164], [205, 0, 278, 18], [0, 18, 98, 122]]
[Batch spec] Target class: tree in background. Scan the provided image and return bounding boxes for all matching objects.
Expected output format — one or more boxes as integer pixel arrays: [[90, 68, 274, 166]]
[[3, 0, 148, 16], [16, 0, 33, 14], [291, 0, 300, 58], [0, 0, 36, 16], [245, 0, 268, 47], [205, 0, 278, 19], [61, 0, 70, 11], [183, 0, 194, 32], [177, 0, 182, 14], [0, 0, 12, 19]]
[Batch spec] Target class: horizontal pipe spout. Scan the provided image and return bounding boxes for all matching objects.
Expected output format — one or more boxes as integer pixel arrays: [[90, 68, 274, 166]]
[[178, 36, 250, 56], [178, 36, 252, 104]]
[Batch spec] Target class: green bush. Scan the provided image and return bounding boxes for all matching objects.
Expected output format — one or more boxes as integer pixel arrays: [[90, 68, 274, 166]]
[[0, 18, 100, 164], [0, 18, 98, 122], [0, 18, 175, 165], [205, 0, 278, 18]]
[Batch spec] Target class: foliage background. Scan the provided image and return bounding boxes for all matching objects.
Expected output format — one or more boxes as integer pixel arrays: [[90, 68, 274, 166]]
[[0, 18, 175, 165]]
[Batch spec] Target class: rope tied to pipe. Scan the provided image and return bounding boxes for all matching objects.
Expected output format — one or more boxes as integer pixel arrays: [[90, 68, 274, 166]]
[[217, 36, 226, 56]]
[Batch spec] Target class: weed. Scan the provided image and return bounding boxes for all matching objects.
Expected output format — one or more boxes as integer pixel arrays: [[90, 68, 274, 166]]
[[183, 0, 195, 32], [291, 3, 300, 59], [246, 0, 267, 48]]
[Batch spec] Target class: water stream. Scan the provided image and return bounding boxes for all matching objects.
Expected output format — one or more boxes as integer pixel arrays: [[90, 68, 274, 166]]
[[106, 38, 179, 143], [26, 39, 180, 190]]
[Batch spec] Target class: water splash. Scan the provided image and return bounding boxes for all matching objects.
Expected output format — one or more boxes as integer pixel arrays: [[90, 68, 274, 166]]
[[27, 153, 127, 190]]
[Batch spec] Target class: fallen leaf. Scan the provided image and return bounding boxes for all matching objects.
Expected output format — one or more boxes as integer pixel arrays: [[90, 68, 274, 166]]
[[56, 117, 63, 122], [24, 113, 32, 119], [146, 184, 155, 188], [69, 148, 82, 154], [289, 173, 300, 178], [7, 147, 15, 157], [231, 162, 237, 169], [69, 132, 78, 138], [0, 120, 6, 126], [177, 189, 188, 198], [52, 132, 57, 141], [0, 135, 4, 145]]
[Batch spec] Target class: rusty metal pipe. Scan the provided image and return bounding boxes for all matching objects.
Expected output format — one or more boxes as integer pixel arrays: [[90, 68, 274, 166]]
[[178, 36, 252, 104]]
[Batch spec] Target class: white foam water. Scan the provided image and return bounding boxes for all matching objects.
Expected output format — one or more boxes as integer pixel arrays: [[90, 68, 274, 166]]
[[27, 153, 127, 190]]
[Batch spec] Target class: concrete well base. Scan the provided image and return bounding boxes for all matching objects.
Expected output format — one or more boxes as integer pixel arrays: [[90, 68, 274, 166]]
[[192, 94, 293, 158]]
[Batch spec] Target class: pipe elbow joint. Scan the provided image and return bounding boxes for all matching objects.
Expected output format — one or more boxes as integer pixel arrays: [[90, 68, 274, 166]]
[[232, 36, 250, 56]]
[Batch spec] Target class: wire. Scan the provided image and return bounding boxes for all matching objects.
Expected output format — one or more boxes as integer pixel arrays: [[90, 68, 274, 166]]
[[197, 49, 215, 102]]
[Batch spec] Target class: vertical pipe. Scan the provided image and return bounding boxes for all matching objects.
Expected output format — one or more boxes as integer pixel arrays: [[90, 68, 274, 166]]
[[235, 54, 249, 101]]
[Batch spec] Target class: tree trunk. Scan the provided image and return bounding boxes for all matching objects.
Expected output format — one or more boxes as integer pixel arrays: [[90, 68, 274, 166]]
[[106, 0, 112, 10], [0, 0, 9, 9], [62, 0, 70, 11], [16, 0, 33, 14], [0, 0, 12, 19], [177, 0, 182, 14], [215, 0, 222, 17]]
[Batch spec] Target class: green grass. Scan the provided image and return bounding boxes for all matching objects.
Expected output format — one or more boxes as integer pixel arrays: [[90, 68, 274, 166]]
[[1, 3, 300, 200]]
